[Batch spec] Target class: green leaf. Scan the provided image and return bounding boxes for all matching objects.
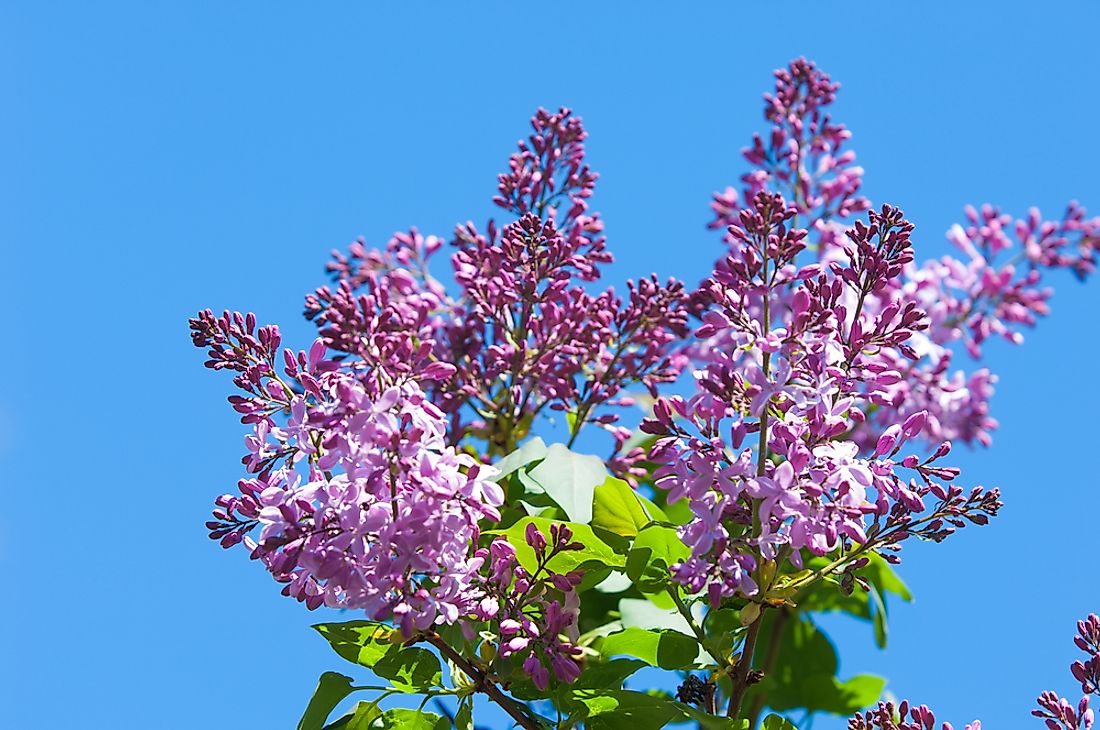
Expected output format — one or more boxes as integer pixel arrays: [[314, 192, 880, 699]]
[[495, 516, 626, 575], [492, 437, 549, 480], [372, 646, 443, 691], [297, 672, 357, 730], [761, 714, 799, 730], [313, 621, 398, 666], [454, 696, 473, 730], [592, 477, 653, 536], [323, 701, 382, 730], [574, 658, 649, 690], [626, 525, 691, 591], [569, 689, 745, 730], [797, 553, 912, 649], [374, 708, 449, 730], [525, 443, 608, 524], [600, 627, 699, 670], [863, 553, 912, 601], [311, 622, 441, 690], [703, 608, 744, 656], [835, 674, 887, 711], [618, 597, 693, 634], [746, 614, 885, 715]]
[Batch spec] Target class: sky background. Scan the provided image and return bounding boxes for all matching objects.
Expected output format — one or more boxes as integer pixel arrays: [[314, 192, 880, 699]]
[[2, 2, 1099, 728]]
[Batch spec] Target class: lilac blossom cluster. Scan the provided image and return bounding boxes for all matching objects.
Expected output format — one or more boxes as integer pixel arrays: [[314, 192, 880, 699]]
[[193, 311, 502, 633], [705, 58, 1099, 453], [848, 700, 980, 730], [1033, 614, 1100, 730], [192, 107, 686, 691], [304, 107, 688, 465], [479, 524, 585, 690], [645, 195, 1001, 605], [189, 56, 1098, 723]]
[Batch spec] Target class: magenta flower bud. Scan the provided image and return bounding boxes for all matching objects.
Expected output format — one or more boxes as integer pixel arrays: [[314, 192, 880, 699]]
[[902, 411, 928, 439], [502, 637, 530, 655], [524, 654, 550, 691], [420, 362, 457, 380], [875, 425, 902, 458], [525, 523, 547, 553]]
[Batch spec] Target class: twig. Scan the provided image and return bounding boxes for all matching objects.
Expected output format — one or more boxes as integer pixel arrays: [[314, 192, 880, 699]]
[[424, 634, 541, 730]]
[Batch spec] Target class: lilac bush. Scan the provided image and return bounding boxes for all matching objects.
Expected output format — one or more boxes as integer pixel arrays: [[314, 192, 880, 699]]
[[190, 58, 1098, 729]]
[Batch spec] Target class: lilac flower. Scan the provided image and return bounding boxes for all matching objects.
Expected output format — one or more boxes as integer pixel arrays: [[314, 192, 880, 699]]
[[849, 701, 981, 730]]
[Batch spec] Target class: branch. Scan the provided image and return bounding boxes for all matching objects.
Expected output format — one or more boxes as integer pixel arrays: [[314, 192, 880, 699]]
[[424, 634, 541, 730]]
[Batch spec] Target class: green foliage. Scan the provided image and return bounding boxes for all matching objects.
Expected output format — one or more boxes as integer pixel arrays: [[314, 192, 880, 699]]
[[568, 689, 747, 730], [743, 612, 885, 716], [298, 672, 358, 730], [573, 658, 649, 690], [495, 516, 627, 575], [312, 621, 442, 691], [625, 525, 691, 592], [600, 627, 700, 670], [760, 714, 799, 730], [372, 709, 449, 730], [799, 553, 912, 648], [322, 702, 382, 730], [492, 437, 550, 479], [525, 442, 608, 524], [592, 477, 654, 536]]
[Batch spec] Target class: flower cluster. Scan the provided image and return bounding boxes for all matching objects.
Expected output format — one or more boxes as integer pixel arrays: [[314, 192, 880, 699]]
[[705, 59, 1099, 453], [304, 107, 688, 465], [477, 524, 585, 691], [647, 194, 1001, 605], [1032, 614, 1100, 729], [193, 306, 503, 633], [848, 701, 980, 730], [709, 57, 869, 239], [189, 56, 1099, 728]]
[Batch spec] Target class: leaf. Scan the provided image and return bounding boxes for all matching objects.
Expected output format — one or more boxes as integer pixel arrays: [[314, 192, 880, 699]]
[[573, 658, 649, 690], [492, 437, 549, 480], [746, 614, 885, 715], [494, 516, 626, 575], [600, 627, 699, 670], [626, 525, 690, 591], [526, 443, 608, 524], [313, 621, 397, 666], [797, 553, 911, 649], [761, 714, 799, 730], [569, 689, 745, 730], [297, 672, 357, 730], [372, 646, 443, 691], [592, 477, 653, 536], [311, 622, 442, 690], [374, 708, 449, 730], [323, 702, 382, 730], [863, 553, 912, 601], [618, 597, 694, 635], [834, 674, 887, 711], [703, 608, 744, 656], [454, 696, 473, 730]]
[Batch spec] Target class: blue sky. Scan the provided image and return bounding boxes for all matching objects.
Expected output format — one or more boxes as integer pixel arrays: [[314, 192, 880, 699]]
[[2, 2, 1098, 728]]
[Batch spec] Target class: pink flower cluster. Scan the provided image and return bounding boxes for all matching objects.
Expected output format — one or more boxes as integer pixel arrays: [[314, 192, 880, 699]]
[[193, 310, 502, 633], [304, 108, 687, 466], [1033, 613, 1100, 730], [646, 194, 1001, 604], [705, 58, 1098, 453], [192, 107, 685, 687], [848, 700, 980, 730], [478, 524, 585, 690]]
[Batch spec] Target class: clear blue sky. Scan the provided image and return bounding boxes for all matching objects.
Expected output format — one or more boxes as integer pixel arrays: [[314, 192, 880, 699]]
[[2, 2, 1098, 728]]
